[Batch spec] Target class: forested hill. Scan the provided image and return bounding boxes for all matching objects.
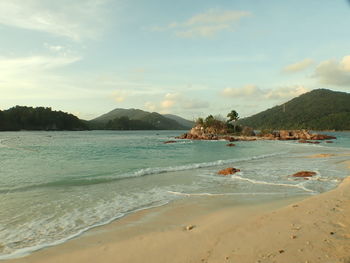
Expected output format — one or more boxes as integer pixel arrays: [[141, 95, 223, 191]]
[[239, 89, 350, 130], [90, 108, 189, 130], [0, 106, 88, 131]]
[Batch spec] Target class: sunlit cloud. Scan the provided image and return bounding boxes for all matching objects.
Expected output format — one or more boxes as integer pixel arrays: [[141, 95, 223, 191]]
[[264, 85, 309, 99], [111, 90, 127, 102], [144, 92, 209, 113], [314, 55, 350, 86], [283, 58, 314, 73], [222, 85, 263, 97], [221, 85, 309, 100]]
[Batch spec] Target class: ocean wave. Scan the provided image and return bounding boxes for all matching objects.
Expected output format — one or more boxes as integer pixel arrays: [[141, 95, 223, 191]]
[[0, 201, 169, 260], [0, 152, 286, 194]]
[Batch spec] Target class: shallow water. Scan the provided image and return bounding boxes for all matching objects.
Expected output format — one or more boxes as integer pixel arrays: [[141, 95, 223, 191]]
[[0, 130, 349, 259]]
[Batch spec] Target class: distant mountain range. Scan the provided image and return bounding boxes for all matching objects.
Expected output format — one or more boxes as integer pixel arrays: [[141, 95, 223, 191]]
[[1, 89, 349, 131], [239, 89, 350, 130], [89, 108, 194, 130]]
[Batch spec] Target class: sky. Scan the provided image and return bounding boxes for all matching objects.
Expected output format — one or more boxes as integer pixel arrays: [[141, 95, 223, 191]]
[[0, 0, 350, 120]]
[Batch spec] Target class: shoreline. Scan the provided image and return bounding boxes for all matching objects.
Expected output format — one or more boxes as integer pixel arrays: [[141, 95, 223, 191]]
[[4, 174, 350, 262]]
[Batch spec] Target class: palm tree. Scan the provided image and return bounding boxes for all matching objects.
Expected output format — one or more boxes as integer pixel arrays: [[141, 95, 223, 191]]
[[227, 110, 239, 133]]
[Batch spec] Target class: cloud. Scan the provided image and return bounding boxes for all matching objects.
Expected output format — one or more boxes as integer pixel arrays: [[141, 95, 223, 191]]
[[314, 55, 350, 86], [111, 90, 126, 102], [221, 85, 309, 100], [144, 92, 209, 113], [222, 85, 263, 97], [0, 55, 81, 74], [0, 0, 109, 40], [283, 58, 314, 73], [264, 86, 309, 99], [152, 9, 250, 38]]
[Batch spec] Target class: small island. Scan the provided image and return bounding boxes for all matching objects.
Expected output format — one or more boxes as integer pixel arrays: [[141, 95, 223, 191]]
[[177, 110, 336, 142]]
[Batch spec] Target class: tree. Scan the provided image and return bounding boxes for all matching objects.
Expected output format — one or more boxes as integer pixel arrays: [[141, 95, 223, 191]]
[[227, 110, 239, 133], [195, 117, 204, 126], [204, 115, 215, 128]]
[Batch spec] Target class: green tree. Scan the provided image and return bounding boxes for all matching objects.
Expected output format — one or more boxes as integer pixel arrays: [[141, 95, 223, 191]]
[[227, 110, 239, 133], [204, 115, 215, 128]]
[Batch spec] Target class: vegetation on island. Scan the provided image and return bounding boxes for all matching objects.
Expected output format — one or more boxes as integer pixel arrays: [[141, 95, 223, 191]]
[[0, 106, 88, 131], [194, 110, 254, 136], [239, 89, 350, 130]]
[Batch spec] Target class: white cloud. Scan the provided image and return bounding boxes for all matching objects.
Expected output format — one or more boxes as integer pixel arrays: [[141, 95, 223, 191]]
[[314, 55, 350, 86], [0, 55, 81, 75], [264, 85, 309, 99], [0, 0, 109, 40], [221, 85, 309, 100], [144, 92, 209, 113], [153, 9, 250, 38], [283, 58, 314, 73], [44, 43, 65, 52]]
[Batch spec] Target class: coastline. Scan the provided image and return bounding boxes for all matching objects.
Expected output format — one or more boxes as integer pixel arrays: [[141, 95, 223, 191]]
[[4, 175, 350, 262]]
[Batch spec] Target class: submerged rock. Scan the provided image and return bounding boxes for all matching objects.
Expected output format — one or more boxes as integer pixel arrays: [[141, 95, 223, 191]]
[[226, 143, 236, 147], [164, 140, 177, 144], [218, 167, 240, 176], [291, 171, 317, 178], [298, 140, 321, 144]]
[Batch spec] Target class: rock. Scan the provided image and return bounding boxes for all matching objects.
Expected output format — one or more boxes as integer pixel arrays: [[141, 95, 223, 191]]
[[226, 143, 236, 147], [241, 126, 256, 136], [298, 140, 321, 144], [291, 171, 317, 178], [164, 140, 177, 144], [325, 141, 334, 143], [218, 167, 240, 176], [311, 134, 336, 140], [185, 225, 195, 231]]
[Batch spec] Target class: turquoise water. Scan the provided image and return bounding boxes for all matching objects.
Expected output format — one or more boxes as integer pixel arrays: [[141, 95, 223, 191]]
[[0, 130, 350, 259]]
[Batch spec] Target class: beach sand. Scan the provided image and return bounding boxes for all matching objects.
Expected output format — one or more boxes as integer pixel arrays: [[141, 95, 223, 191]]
[[5, 165, 350, 263]]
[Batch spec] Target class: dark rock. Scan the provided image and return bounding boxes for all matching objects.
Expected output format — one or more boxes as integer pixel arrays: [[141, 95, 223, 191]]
[[226, 143, 236, 147], [164, 140, 177, 144], [218, 167, 240, 176], [291, 171, 317, 178]]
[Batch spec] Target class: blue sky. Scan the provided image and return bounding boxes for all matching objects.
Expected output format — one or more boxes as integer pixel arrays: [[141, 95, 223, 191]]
[[1, 0, 350, 120]]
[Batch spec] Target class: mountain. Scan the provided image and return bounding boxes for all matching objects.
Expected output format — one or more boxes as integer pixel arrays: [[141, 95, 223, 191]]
[[0, 106, 88, 131], [163, 114, 194, 129], [90, 108, 188, 130], [239, 89, 350, 130]]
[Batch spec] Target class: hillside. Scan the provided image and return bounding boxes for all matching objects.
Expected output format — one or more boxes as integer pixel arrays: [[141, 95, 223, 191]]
[[239, 89, 350, 130], [0, 106, 88, 131], [163, 114, 194, 129], [90, 108, 188, 130]]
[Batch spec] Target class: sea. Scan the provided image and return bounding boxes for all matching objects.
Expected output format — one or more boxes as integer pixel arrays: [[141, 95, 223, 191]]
[[0, 130, 350, 259]]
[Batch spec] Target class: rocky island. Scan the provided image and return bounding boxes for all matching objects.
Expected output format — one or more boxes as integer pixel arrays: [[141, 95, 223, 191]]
[[176, 111, 336, 142]]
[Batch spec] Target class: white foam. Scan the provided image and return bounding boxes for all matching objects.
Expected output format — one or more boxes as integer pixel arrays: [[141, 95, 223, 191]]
[[167, 191, 308, 196], [230, 176, 316, 193]]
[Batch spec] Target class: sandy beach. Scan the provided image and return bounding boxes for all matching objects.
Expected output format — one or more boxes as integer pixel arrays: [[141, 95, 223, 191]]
[[4, 157, 350, 263]]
